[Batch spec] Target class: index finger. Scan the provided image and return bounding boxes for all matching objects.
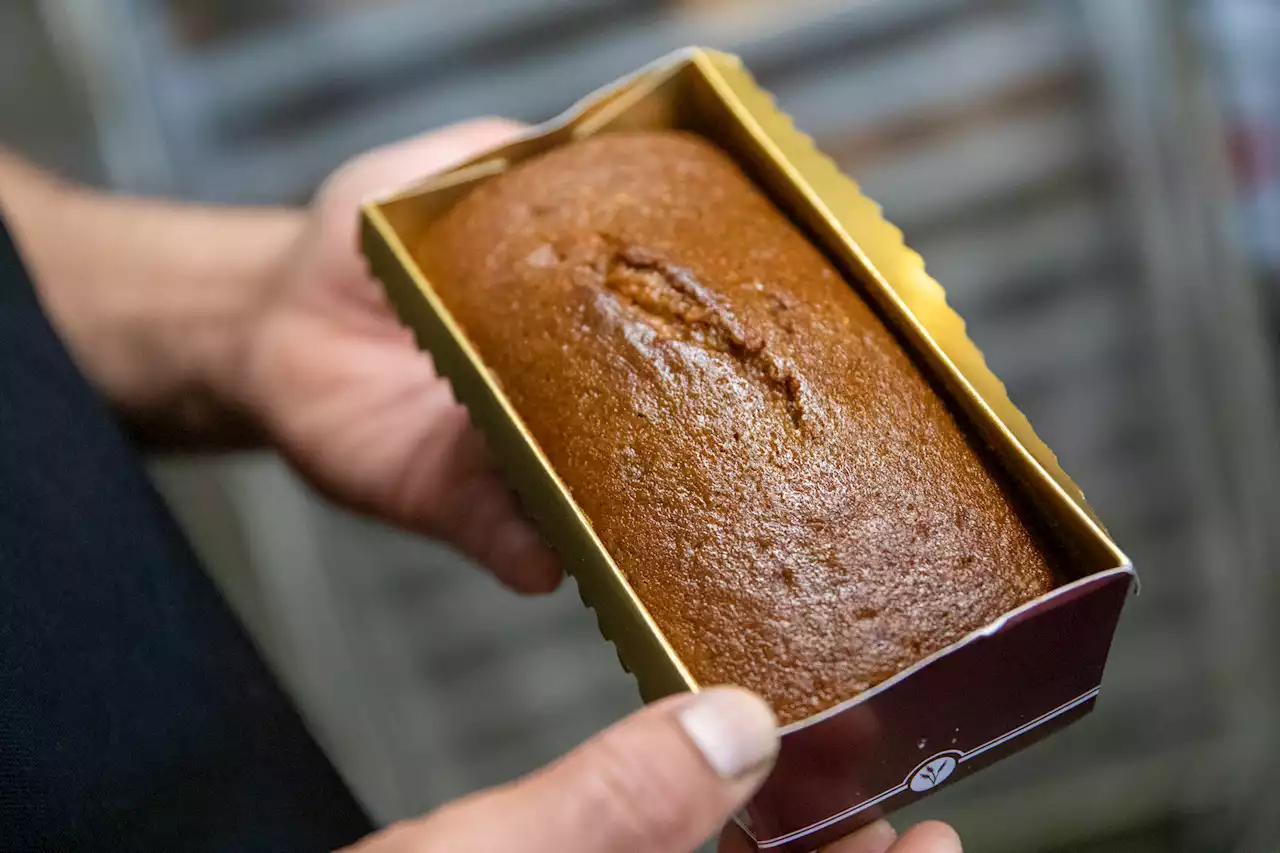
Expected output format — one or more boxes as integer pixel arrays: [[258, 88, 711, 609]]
[[718, 818, 958, 853], [718, 819, 898, 853]]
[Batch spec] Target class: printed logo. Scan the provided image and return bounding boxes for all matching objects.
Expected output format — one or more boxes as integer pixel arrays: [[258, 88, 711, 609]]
[[908, 753, 959, 792], [757, 687, 1102, 849]]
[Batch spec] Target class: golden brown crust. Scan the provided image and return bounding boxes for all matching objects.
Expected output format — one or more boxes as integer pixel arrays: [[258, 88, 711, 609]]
[[415, 131, 1058, 723]]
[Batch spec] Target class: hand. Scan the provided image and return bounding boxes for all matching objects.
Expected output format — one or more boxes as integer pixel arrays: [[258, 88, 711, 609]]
[[2, 130, 558, 594], [238, 120, 561, 594], [340, 686, 959, 853]]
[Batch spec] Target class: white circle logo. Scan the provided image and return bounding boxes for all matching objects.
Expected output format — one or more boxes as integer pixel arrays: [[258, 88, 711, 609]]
[[909, 753, 958, 792]]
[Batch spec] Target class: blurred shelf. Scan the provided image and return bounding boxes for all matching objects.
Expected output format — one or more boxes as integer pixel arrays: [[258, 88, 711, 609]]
[[911, 189, 1120, 305], [854, 107, 1101, 233], [168, 0, 651, 128], [75, 0, 992, 201], [969, 284, 1137, 387], [769, 2, 1079, 141]]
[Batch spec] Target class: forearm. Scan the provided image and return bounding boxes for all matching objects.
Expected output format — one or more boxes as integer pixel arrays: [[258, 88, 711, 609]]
[[0, 150, 306, 449]]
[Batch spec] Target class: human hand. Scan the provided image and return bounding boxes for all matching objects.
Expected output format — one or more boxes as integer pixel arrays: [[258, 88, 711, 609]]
[[238, 119, 561, 594], [339, 686, 959, 853], [1, 123, 556, 593]]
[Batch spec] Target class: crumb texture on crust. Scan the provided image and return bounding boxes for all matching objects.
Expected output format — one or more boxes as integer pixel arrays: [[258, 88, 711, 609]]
[[416, 131, 1059, 724]]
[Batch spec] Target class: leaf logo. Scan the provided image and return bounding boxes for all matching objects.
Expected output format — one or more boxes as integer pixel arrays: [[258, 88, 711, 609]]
[[909, 753, 958, 792]]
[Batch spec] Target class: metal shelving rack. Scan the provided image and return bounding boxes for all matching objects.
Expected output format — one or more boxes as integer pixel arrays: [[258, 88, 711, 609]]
[[37, 1, 1280, 850]]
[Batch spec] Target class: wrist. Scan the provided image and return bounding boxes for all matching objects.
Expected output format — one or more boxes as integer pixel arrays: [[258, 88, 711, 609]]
[[113, 202, 308, 449], [127, 202, 307, 449], [0, 152, 308, 447], [200, 218, 311, 450]]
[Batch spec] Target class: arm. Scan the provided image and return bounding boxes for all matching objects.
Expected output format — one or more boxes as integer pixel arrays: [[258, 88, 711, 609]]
[[0, 148, 304, 448], [0, 129, 561, 593]]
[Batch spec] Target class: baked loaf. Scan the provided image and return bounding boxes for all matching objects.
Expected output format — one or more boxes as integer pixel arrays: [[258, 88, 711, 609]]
[[415, 131, 1058, 724]]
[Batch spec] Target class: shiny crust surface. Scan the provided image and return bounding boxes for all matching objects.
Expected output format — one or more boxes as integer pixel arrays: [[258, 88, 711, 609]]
[[415, 132, 1057, 723]]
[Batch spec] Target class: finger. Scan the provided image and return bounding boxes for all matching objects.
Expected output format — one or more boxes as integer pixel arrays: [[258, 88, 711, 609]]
[[822, 819, 899, 853], [470, 498, 561, 595], [888, 821, 962, 853], [395, 687, 779, 853], [308, 117, 526, 288], [501, 687, 778, 852], [355, 116, 526, 181], [321, 117, 526, 213], [718, 816, 899, 853], [396, 402, 560, 594], [442, 468, 562, 594]]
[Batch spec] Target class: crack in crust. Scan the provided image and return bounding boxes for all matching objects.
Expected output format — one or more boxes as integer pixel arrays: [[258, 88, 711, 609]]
[[596, 240, 807, 428]]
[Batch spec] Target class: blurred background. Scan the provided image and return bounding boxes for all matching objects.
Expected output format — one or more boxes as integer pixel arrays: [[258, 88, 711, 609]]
[[3, 0, 1278, 850]]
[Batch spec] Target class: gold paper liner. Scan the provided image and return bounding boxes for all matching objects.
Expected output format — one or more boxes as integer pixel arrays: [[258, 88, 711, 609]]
[[362, 47, 1130, 714]]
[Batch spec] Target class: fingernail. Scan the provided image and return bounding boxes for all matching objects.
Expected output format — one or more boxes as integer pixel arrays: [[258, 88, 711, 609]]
[[679, 687, 779, 780]]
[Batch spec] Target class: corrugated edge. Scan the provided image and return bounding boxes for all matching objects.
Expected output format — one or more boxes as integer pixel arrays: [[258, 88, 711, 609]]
[[360, 46, 1136, 715], [694, 49, 1116, 543], [361, 205, 698, 700], [776, 564, 1135, 735]]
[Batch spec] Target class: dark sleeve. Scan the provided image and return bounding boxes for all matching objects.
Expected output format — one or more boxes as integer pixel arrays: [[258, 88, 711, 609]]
[[0, 219, 372, 852]]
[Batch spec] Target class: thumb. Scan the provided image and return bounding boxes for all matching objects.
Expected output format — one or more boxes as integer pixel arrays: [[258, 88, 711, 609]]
[[318, 117, 526, 219], [350, 687, 778, 853]]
